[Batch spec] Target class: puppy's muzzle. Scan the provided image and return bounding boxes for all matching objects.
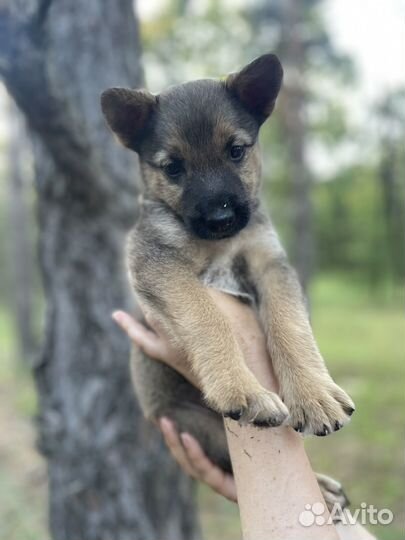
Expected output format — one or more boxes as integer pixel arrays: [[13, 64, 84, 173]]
[[187, 195, 250, 240]]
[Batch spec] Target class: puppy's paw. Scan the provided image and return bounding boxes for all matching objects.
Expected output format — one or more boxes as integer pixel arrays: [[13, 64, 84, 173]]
[[206, 379, 288, 428], [223, 389, 289, 428], [316, 473, 350, 514], [286, 380, 355, 436]]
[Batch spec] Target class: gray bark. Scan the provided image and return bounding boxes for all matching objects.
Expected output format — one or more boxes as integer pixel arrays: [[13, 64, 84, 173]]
[[0, 1, 200, 539]]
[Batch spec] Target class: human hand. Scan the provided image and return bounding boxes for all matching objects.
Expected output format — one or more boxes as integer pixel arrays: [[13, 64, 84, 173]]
[[112, 309, 199, 386], [112, 307, 238, 502], [159, 416, 237, 502]]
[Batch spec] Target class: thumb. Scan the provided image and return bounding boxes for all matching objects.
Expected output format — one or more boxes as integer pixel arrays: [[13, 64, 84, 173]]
[[112, 310, 166, 360]]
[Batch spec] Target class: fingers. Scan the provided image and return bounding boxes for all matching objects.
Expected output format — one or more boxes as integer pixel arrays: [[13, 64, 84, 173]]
[[112, 310, 165, 360], [160, 417, 195, 477], [160, 417, 237, 503], [180, 433, 237, 502]]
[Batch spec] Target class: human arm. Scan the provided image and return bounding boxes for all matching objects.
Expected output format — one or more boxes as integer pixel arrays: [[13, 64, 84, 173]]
[[113, 290, 377, 539], [113, 290, 338, 540]]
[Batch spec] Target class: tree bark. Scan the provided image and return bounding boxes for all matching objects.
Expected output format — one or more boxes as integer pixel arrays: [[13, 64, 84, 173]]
[[278, 0, 314, 293], [0, 1, 200, 539]]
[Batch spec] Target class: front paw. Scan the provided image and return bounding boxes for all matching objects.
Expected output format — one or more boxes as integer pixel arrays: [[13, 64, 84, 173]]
[[206, 384, 289, 428], [285, 379, 355, 436]]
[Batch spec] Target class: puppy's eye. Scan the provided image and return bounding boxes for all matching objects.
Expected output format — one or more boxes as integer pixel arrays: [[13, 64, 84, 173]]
[[230, 145, 245, 162], [163, 159, 183, 179]]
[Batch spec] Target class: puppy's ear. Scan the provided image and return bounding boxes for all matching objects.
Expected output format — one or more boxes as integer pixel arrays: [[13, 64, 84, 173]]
[[226, 53, 283, 124], [100, 88, 157, 151]]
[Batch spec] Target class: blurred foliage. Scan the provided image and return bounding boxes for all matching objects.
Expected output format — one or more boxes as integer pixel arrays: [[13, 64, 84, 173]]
[[315, 160, 405, 286], [140, 0, 404, 288], [0, 0, 403, 538]]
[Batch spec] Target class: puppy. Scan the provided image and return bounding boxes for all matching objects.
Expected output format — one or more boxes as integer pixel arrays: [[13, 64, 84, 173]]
[[101, 53, 353, 508]]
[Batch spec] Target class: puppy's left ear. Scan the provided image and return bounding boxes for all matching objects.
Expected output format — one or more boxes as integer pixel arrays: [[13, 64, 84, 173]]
[[226, 53, 283, 124]]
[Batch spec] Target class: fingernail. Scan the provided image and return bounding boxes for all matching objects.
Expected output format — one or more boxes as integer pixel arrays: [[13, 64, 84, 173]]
[[112, 311, 122, 323], [180, 433, 193, 449], [159, 417, 171, 432]]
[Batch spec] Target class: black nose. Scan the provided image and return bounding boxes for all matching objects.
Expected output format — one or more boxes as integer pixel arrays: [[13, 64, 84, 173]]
[[205, 203, 236, 234], [185, 194, 250, 240]]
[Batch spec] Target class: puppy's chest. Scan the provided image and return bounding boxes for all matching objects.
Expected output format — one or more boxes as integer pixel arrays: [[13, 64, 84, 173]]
[[199, 252, 257, 306]]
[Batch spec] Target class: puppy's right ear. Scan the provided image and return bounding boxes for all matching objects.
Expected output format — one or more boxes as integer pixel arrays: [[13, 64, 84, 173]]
[[226, 54, 283, 125], [100, 88, 157, 151]]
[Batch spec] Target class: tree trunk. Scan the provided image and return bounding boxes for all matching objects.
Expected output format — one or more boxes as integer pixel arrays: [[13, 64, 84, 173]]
[[379, 144, 405, 282], [0, 1, 200, 539], [278, 0, 314, 292]]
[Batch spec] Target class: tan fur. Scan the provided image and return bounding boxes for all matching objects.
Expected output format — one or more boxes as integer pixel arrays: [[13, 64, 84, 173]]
[[242, 226, 355, 433], [127, 192, 354, 433], [141, 162, 183, 212]]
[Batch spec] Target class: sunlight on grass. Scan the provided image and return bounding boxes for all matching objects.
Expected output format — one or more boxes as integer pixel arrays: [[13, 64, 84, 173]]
[[307, 275, 404, 540]]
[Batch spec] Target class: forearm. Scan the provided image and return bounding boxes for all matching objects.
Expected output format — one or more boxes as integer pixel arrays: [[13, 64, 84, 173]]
[[114, 293, 369, 540], [211, 290, 339, 540]]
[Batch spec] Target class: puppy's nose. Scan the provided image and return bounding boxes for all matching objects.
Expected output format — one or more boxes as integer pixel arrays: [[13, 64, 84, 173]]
[[205, 202, 236, 234]]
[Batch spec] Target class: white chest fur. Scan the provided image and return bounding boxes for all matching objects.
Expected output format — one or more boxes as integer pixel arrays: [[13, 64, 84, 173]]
[[200, 251, 254, 304]]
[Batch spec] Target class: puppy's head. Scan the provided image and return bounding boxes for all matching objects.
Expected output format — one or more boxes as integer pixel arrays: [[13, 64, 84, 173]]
[[101, 53, 283, 240]]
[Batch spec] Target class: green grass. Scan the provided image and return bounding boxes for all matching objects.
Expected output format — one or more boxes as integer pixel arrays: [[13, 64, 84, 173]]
[[307, 275, 404, 540], [0, 274, 403, 539], [200, 275, 404, 539], [0, 306, 48, 540], [0, 306, 38, 417], [0, 467, 48, 540]]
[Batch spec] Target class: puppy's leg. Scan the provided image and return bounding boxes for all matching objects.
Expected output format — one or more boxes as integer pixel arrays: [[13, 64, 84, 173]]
[[245, 245, 355, 435], [132, 348, 349, 507], [168, 404, 232, 473], [133, 261, 288, 427], [316, 473, 350, 514], [130, 346, 231, 472]]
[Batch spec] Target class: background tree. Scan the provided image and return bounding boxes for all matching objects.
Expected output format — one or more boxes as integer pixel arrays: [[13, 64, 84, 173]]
[[247, 0, 354, 291], [0, 1, 403, 538], [5, 99, 37, 362], [0, 1, 199, 539], [375, 89, 405, 284], [141, 0, 353, 292]]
